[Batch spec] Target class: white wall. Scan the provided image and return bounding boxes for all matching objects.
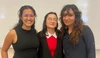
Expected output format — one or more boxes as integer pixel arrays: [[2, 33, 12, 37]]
[[0, 0, 100, 49]]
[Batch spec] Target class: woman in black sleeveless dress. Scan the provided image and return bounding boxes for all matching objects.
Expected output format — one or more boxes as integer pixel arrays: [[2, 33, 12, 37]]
[[1, 5, 39, 58]]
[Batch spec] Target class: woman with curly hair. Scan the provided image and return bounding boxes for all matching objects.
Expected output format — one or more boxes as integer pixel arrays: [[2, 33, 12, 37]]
[[60, 4, 95, 58]]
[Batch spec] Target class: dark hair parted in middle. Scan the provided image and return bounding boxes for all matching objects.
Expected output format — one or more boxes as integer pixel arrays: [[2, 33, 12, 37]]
[[14, 5, 37, 29], [60, 4, 84, 45], [40, 12, 60, 38]]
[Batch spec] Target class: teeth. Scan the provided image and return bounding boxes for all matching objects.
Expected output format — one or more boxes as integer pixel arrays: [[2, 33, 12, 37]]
[[27, 21, 31, 23]]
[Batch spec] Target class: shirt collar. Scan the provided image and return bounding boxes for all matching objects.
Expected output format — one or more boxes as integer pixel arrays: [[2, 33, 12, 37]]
[[46, 32, 57, 38]]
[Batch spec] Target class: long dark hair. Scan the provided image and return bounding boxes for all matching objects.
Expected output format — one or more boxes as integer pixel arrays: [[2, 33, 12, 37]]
[[60, 4, 84, 45], [13, 5, 37, 29], [40, 12, 59, 38]]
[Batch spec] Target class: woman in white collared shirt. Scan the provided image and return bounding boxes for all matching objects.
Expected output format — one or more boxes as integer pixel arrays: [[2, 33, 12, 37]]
[[37, 12, 63, 58]]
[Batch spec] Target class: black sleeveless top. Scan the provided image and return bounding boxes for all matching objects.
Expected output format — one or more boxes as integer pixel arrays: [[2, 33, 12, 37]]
[[12, 26, 39, 58]]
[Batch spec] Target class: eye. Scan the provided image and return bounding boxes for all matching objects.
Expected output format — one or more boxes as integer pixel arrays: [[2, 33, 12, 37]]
[[48, 18, 52, 20], [23, 14, 34, 17], [30, 14, 34, 17], [54, 18, 57, 21], [63, 14, 67, 17], [23, 14, 28, 17]]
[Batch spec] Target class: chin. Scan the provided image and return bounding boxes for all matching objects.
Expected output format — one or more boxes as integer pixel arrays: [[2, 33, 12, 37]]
[[26, 24, 32, 27], [49, 26, 56, 29], [65, 24, 70, 26]]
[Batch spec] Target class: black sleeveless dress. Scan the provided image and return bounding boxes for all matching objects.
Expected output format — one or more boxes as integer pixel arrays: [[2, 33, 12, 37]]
[[12, 26, 39, 58]]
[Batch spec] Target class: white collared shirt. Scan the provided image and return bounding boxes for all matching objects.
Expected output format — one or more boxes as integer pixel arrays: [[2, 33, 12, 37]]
[[46, 32, 57, 39]]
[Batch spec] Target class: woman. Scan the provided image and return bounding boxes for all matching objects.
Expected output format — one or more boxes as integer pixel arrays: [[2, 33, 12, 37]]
[[1, 5, 39, 58], [60, 4, 95, 58], [37, 12, 63, 58]]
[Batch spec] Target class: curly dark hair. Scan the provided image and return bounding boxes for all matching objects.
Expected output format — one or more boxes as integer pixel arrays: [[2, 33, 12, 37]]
[[60, 4, 84, 45]]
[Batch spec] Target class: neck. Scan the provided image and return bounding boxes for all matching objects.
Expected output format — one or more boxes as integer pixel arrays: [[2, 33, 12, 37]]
[[47, 28, 55, 34], [68, 25, 73, 34], [22, 25, 31, 30]]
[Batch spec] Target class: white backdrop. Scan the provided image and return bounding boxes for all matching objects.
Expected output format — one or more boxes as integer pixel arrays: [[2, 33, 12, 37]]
[[0, 0, 100, 49]]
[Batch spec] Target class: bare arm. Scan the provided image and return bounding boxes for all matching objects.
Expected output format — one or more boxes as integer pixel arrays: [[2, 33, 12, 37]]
[[1, 30, 16, 58]]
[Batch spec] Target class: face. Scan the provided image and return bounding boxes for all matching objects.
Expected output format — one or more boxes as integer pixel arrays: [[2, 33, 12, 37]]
[[63, 9, 75, 27], [21, 9, 35, 28], [46, 14, 58, 29]]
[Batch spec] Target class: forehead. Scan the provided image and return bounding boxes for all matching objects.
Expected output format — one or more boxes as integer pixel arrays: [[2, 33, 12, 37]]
[[23, 9, 34, 14], [64, 9, 74, 14], [47, 14, 57, 18]]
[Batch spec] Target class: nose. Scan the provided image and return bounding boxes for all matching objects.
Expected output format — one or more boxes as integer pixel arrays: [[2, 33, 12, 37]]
[[51, 19, 56, 23], [51, 19, 54, 22], [27, 16, 31, 20]]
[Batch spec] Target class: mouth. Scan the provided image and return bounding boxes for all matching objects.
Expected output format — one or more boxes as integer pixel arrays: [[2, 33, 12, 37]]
[[26, 21, 33, 24], [65, 20, 70, 23], [50, 23, 55, 26]]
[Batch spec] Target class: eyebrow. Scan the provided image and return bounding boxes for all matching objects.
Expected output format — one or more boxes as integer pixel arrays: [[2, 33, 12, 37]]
[[23, 14, 34, 16]]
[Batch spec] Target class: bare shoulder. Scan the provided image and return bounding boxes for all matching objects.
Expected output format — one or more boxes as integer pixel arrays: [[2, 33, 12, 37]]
[[6, 29, 16, 41], [8, 29, 16, 36]]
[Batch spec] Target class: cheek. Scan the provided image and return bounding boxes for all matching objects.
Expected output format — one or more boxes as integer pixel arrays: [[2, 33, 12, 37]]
[[63, 19, 66, 24], [32, 19, 35, 22], [31, 18, 35, 23], [71, 17, 75, 23], [71, 15, 75, 20], [46, 21, 49, 27], [63, 17, 65, 21], [31, 17, 34, 20], [21, 17, 26, 21], [63, 16, 67, 21], [55, 22, 57, 26]]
